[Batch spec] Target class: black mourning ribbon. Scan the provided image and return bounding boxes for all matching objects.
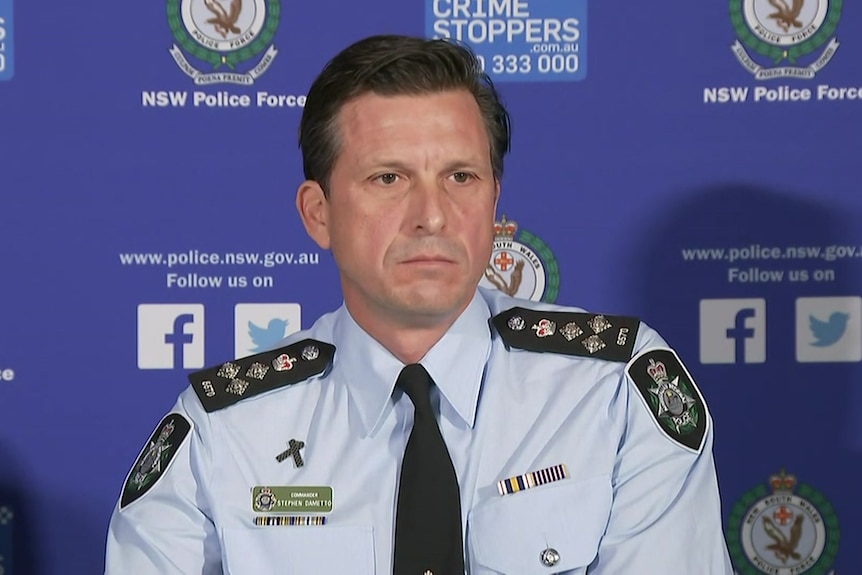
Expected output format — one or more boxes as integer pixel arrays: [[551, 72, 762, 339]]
[[393, 364, 465, 575]]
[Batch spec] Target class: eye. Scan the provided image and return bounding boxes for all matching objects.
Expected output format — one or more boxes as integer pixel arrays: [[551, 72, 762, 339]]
[[451, 172, 473, 184], [376, 173, 399, 185]]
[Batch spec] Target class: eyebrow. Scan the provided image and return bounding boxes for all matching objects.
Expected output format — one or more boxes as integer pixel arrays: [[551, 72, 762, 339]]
[[359, 158, 490, 173]]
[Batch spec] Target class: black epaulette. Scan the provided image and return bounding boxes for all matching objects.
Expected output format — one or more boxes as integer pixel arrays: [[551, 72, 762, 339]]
[[491, 307, 640, 362], [188, 338, 335, 413]]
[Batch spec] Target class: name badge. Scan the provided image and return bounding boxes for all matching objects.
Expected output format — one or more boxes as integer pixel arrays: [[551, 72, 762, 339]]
[[252, 485, 333, 513]]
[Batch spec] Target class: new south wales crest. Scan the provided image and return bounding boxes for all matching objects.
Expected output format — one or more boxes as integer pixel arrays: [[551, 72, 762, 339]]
[[481, 215, 560, 303], [730, 0, 842, 79], [168, 0, 280, 84], [727, 470, 839, 575]]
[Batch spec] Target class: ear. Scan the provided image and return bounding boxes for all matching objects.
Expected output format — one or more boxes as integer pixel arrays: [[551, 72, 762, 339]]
[[296, 180, 331, 250], [493, 177, 501, 215]]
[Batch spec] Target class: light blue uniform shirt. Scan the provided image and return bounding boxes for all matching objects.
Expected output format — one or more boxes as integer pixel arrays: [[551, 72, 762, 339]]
[[105, 288, 734, 574]]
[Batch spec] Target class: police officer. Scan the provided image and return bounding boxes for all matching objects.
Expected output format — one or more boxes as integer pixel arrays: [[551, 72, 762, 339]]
[[105, 35, 734, 574]]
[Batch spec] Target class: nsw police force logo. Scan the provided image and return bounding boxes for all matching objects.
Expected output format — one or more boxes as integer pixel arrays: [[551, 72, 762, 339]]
[[730, 0, 842, 79], [168, 0, 280, 84], [727, 469, 839, 575], [481, 215, 560, 303]]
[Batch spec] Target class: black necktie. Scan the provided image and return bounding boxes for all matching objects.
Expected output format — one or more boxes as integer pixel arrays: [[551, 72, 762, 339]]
[[393, 364, 465, 575]]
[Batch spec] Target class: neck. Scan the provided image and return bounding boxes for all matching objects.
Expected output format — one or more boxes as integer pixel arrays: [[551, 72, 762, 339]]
[[345, 299, 473, 365]]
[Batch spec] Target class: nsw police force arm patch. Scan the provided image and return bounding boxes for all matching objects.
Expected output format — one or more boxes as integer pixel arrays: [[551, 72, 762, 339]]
[[120, 413, 192, 509], [626, 348, 708, 453]]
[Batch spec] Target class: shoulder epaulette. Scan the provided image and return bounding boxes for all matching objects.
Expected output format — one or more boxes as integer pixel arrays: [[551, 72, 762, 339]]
[[188, 338, 335, 412], [491, 307, 640, 362]]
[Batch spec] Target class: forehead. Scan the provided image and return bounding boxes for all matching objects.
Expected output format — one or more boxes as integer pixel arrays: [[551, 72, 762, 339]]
[[333, 90, 490, 164]]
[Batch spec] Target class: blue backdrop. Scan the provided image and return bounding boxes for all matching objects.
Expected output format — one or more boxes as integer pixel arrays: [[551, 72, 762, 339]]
[[1, 0, 859, 573]]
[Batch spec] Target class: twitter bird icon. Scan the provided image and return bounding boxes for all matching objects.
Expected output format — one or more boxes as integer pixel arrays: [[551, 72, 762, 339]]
[[809, 312, 849, 347], [797, 297, 861, 362], [248, 318, 289, 352]]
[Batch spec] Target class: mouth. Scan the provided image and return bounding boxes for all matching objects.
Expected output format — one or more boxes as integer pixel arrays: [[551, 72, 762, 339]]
[[401, 255, 456, 265]]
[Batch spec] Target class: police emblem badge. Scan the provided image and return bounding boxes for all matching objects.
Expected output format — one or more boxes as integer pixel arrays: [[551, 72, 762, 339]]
[[167, 0, 280, 84], [120, 413, 192, 509], [481, 215, 560, 303], [254, 487, 278, 512], [730, 0, 842, 79], [626, 348, 708, 452], [727, 470, 839, 575]]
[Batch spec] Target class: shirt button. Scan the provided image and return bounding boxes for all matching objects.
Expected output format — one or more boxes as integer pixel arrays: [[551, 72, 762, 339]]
[[540, 547, 560, 567]]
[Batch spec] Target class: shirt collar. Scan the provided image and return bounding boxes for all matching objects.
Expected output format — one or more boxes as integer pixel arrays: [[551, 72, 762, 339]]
[[331, 291, 492, 436]]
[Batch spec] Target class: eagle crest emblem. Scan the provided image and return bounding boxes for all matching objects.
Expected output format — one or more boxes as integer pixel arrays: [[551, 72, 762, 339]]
[[203, 0, 243, 38], [766, 0, 804, 32], [729, 0, 842, 79], [726, 470, 839, 574], [167, 0, 280, 85]]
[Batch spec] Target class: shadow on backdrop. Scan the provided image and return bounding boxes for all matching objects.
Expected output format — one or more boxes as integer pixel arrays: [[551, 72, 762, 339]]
[[0, 441, 110, 575], [0, 443, 38, 575], [624, 184, 861, 572]]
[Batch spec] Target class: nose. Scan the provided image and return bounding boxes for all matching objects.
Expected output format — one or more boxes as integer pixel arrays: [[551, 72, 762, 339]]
[[408, 177, 447, 235]]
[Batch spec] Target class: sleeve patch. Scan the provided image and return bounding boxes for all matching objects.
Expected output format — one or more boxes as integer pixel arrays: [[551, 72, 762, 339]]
[[120, 413, 192, 509], [626, 348, 708, 453], [491, 307, 640, 362]]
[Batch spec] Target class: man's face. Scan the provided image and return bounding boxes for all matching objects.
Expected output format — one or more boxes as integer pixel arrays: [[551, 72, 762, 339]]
[[299, 90, 499, 328]]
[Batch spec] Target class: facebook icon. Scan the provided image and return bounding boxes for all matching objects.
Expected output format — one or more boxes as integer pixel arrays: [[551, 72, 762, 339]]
[[138, 304, 205, 369], [700, 299, 766, 364]]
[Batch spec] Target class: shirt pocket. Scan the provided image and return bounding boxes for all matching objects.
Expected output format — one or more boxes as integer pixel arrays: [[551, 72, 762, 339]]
[[222, 524, 375, 575], [468, 474, 612, 575]]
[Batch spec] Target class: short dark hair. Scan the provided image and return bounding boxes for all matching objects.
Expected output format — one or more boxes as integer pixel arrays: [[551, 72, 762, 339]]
[[299, 34, 511, 192]]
